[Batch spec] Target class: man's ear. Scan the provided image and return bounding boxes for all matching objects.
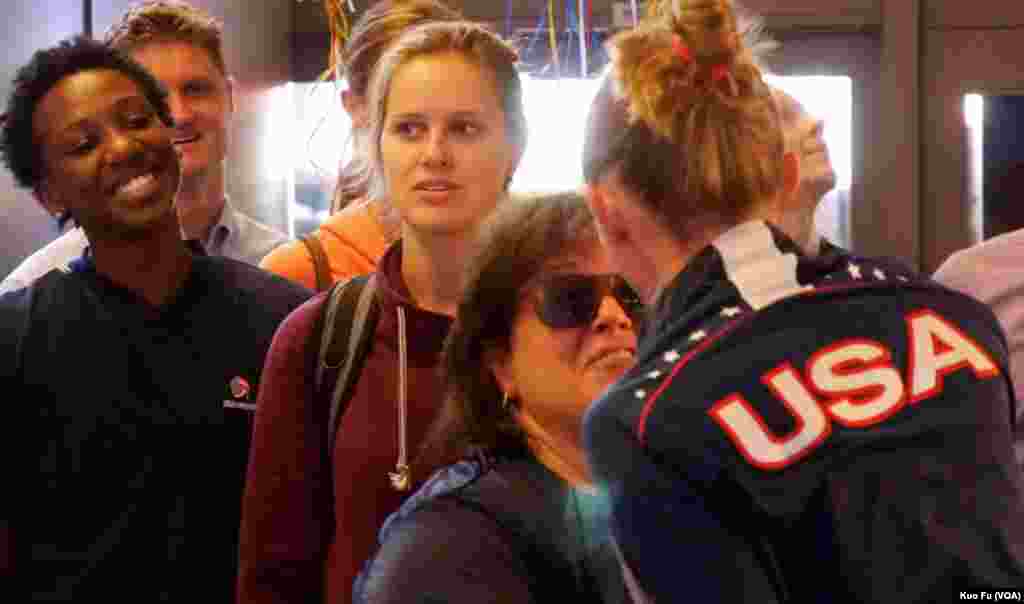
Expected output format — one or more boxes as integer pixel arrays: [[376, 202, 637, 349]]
[[505, 143, 524, 190], [34, 182, 63, 218], [225, 75, 236, 115], [781, 150, 801, 203]]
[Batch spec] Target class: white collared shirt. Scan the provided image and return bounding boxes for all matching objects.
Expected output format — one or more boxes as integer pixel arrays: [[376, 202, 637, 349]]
[[0, 197, 288, 295]]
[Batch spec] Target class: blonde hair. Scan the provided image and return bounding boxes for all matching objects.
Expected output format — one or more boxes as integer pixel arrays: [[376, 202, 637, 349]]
[[326, 0, 462, 96], [325, 1, 462, 211], [584, 0, 783, 241], [365, 21, 527, 201], [104, 0, 227, 75]]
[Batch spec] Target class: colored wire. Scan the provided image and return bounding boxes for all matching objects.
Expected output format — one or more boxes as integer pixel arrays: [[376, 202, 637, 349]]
[[505, 0, 514, 39], [323, 0, 352, 81], [548, 0, 561, 76], [524, 6, 548, 60], [578, 0, 587, 77]]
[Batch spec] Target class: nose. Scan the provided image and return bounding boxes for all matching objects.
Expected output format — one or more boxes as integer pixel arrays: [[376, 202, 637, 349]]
[[592, 295, 634, 334], [106, 127, 144, 165], [166, 91, 193, 126], [811, 118, 825, 139], [421, 127, 452, 169]]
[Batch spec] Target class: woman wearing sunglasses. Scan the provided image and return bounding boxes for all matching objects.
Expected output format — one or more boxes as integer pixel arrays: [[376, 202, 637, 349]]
[[581, 0, 1024, 601], [354, 192, 638, 603]]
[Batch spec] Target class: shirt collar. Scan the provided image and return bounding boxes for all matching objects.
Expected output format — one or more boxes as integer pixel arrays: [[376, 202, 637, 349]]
[[72, 239, 206, 273], [650, 221, 834, 331], [203, 196, 235, 254]]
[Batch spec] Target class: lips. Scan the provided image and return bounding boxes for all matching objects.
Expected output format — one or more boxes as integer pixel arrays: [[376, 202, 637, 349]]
[[108, 171, 161, 204], [414, 179, 459, 192], [586, 346, 636, 369], [172, 132, 200, 145]]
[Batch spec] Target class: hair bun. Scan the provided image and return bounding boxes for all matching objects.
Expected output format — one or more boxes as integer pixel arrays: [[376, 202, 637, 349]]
[[668, 0, 740, 63]]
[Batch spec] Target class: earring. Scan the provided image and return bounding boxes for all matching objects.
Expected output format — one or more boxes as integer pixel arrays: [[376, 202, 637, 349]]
[[502, 391, 512, 412]]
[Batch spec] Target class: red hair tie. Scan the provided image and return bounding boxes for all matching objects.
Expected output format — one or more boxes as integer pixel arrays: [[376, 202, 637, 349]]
[[711, 63, 730, 83], [671, 35, 693, 63]]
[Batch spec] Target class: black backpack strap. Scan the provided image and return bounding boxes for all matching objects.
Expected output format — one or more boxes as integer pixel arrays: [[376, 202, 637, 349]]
[[300, 234, 332, 293], [314, 274, 381, 453]]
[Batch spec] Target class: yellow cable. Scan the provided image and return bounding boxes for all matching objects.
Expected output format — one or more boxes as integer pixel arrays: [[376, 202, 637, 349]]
[[547, 0, 560, 75]]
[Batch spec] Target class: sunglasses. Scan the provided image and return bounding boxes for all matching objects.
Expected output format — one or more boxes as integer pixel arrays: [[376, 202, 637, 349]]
[[533, 273, 645, 329]]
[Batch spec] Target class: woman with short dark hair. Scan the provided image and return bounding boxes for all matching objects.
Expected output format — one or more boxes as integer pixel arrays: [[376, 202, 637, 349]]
[[355, 192, 639, 603]]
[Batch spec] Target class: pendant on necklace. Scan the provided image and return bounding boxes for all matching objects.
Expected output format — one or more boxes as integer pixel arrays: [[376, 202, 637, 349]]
[[389, 464, 411, 491]]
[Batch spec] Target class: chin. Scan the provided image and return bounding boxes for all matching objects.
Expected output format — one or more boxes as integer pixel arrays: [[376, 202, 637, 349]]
[[406, 209, 485, 238]]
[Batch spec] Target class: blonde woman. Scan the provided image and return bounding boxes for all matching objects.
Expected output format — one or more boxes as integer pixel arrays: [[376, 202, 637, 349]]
[[581, 0, 1024, 601], [260, 0, 462, 290], [237, 21, 526, 604]]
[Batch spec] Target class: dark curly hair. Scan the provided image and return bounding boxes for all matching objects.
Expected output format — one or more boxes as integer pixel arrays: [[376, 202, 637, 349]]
[[0, 35, 172, 225]]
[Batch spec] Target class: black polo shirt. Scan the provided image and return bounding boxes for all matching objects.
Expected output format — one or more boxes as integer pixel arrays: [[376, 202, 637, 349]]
[[0, 244, 311, 601]]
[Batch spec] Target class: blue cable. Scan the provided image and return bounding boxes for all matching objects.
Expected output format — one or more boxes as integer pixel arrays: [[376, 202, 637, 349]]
[[504, 0, 513, 39], [523, 5, 548, 60]]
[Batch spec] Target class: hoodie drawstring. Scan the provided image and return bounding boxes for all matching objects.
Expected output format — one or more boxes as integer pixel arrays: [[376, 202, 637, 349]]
[[388, 305, 411, 491]]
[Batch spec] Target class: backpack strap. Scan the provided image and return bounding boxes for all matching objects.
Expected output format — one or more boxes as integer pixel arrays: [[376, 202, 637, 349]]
[[314, 274, 381, 453], [300, 234, 332, 293]]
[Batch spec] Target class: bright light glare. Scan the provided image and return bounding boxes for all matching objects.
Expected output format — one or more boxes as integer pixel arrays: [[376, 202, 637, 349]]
[[764, 74, 853, 189], [265, 82, 298, 181], [964, 94, 984, 127], [963, 94, 985, 239], [292, 80, 353, 179], [280, 74, 854, 242], [511, 76, 604, 193]]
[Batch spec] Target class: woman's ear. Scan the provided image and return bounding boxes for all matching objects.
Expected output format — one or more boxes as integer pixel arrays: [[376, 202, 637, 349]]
[[485, 347, 515, 400]]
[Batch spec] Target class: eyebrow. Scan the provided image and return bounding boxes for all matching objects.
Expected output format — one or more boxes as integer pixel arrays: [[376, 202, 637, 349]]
[[387, 110, 486, 121], [543, 259, 586, 273], [44, 94, 150, 139]]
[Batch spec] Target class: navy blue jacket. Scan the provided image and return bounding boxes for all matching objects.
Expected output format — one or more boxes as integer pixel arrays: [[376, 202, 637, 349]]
[[585, 221, 1024, 603], [0, 249, 311, 601], [355, 453, 630, 604]]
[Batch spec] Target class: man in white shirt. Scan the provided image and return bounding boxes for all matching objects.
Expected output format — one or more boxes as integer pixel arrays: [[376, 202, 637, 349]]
[[0, 0, 286, 295], [934, 229, 1024, 466]]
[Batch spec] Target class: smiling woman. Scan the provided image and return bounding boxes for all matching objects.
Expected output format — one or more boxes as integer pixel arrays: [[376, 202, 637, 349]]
[[33, 70, 180, 238], [0, 35, 178, 237], [354, 191, 637, 604]]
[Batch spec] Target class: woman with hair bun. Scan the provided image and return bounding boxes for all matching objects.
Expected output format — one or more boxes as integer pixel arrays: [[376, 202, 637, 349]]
[[581, 0, 1024, 601]]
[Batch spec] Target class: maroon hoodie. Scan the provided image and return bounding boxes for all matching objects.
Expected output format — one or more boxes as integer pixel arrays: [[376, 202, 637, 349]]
[[236, 243, 452, 603]]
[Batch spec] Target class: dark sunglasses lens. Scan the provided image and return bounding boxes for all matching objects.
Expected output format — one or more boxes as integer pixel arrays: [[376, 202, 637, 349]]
[[539, 275, 601, 328], [613, 279, 645, 322]]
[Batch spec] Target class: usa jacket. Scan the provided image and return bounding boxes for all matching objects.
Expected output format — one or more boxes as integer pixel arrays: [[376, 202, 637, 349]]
[[584, 221, 1024, 603]]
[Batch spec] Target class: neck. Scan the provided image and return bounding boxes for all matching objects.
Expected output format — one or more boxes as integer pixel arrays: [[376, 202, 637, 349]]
[[399, 227, 475, 317], [779, 190, 820, 255], [518, 412, 595, 492], [628, 224, 709, 306], [86, 215, 193, 307], [175, 164, 226, 241], [369, 198, 402, 243]]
